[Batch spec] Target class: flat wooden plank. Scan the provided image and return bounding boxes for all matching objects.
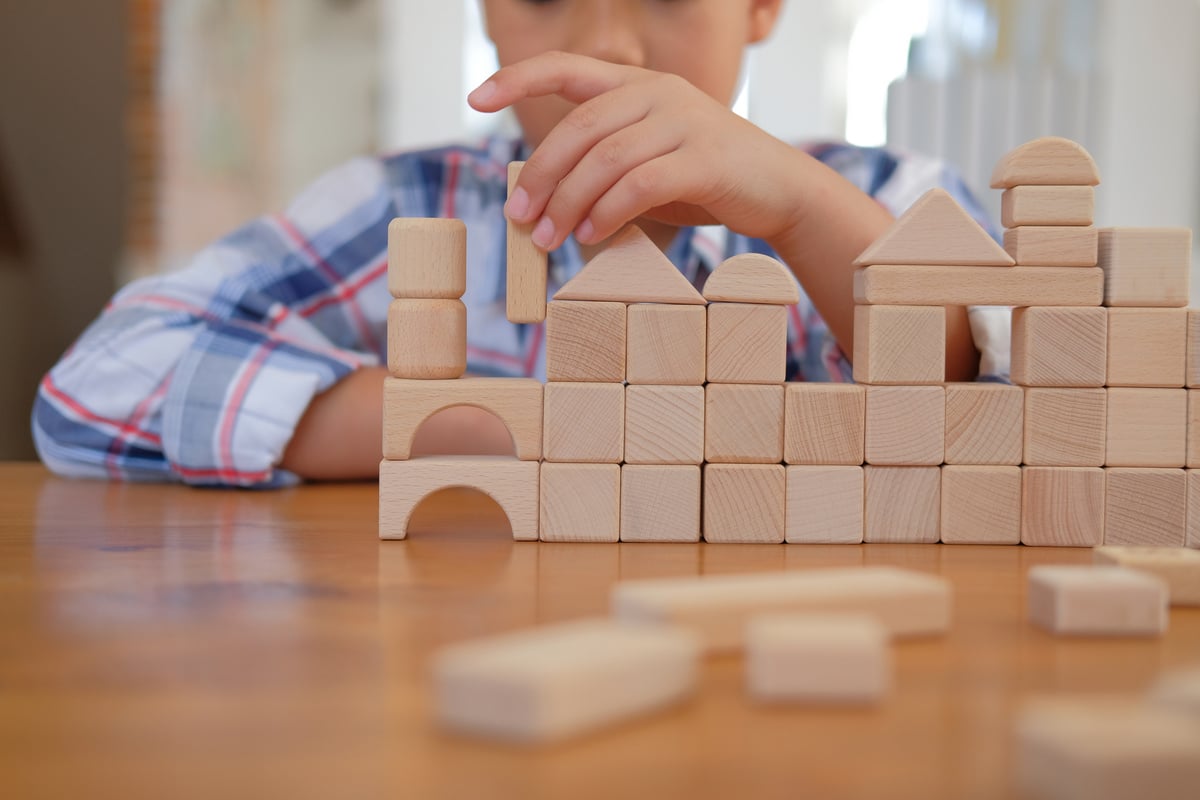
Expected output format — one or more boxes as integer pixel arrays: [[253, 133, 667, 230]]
[[785, 466, 863, 544], [854, 265, 1104, 306], [387, 217, 466, 299], [852, 305, 945, 385], [1011, 306, 1107, 388], [745, 614, 889, 704], [506, 162, 548, 323], [940, 466, 1021, 545], [1004, 226, 1098, 267], [545, 300, 627, 383], [944, 383, 1023, 465], [702, 253, 799, 304], [1094, 546, 1200, 605], [1001, 185, 1094, 227], [703, 464, 786, 544], [626, 304, 706, 385], [386, 299, 467, 380], [1105, 388, 1186, 468], [1021, 467, 1105, 547], [1098, 227, 1192, 308], [540, 462, 621, 542], [990, 136, 1100, 188], [554, 225, 706, 305], [853, 188, 1014, 266], [1027, 565, 1167, 635], [620, 465, 701, 543]]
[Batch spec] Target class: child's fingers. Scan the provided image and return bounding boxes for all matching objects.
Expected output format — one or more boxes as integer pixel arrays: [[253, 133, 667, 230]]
[[468, 51, 632, 112], [579, 151, 700, 244]]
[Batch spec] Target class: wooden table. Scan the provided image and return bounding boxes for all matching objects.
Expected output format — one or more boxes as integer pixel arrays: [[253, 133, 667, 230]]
[[1, 462, 1197, 799]]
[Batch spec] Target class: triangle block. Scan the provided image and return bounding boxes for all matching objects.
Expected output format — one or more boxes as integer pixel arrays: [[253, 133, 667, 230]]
[[702, 253, 799, 305], [991, 136, 1100, 189], [554, 225, 706, 305], [853, 189, 1015, 267]]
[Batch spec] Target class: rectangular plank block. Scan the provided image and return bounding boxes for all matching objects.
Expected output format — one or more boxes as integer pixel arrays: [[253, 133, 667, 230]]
[[540, 462, 621, 542], [1010, 306, 1107, 387], [624, 385, 704, 465], [745, 614, 889, 704], [854, 265, 1103, 307], [852, 305, 945, 385], [611, 566, 952, 653], [387, 299, 467, 380], [1023, 388, 1106, 467], [1094, 546, 1200, 605], [703, 464, 785, 544], [785, 466, 864, 544], [387, 218, 466, 298], [1004, 226, 1098, 266], [543, 382, 625, 463], [545, 300, 626, 382], [706, 303, 788, 384], [1021, 467, 1105, 546], [1027, 565, 1167, 635], [704, 384, 784, 464], [863, 466, 941, 543], [505, 162, 548, 323], [864, 386, 945, 466], [620, 465, 701, 543], [784, 383, 865, 466], [626, 304, 706, 385], [1103, 468, 1187, 547], [1105, 388, 1186, 467], [944, 383, 1023, 464], [1151, 669, 1200, 715], [940, 466, 1021, 545], [1098, 227, 1192, 307], [1106, 308, 1186, 387], [433, 618, 699, 743], [1001, 185, 1094, 228]]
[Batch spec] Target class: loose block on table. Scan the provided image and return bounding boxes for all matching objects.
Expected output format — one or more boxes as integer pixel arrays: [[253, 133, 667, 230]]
[[1098, 227, 1192, 308], [624, 385, 704, 465], [852, 305, 945, 385], [1105, 308, 1186, 387], [625, 304, 706, 385], [863, 466, 941, 544], [545, 300, 626, 383], [1094, 546, 1200, 605], [701, 253, 799, 305], [386, 299, 467, 380], [543, 382, 624, 463], [853, 265, 1104, 307], [1010, 306, 1107, 388], [940, 466, 1021, 545], [864, 385, 945, 466], [705, 303, 788, 384], [1022, 388, 1107, 467], [746, 614, 890, 704], [944, 383, 1023, 465], [1026, 565, 1167, 635], [703, 464, 786, 544], [505, 163, 548, 323], [387, 217, 466, 299], [704, 384, 784, 464], [1102, 468, 1187, 547], [620, 465, 701, 543], [853, 188, 1014, 266], [540, 462, 621, 542], [783, 383, 865, 466], [1004, 226, 1098, 267], [990, 136, 1101, 188], [785, 466, 864, 544], [1105, 388, 1186, 468], [1021, 467, 1105, 547], [1000, 185, 1094, 228]]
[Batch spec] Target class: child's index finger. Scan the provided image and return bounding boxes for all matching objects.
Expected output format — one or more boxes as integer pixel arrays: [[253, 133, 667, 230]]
[[467, 51, 633, 112]]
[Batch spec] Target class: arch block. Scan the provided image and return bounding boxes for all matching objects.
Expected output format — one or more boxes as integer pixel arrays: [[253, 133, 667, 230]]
[[383, 377, 543, 461], [379, 457, 540, 540]]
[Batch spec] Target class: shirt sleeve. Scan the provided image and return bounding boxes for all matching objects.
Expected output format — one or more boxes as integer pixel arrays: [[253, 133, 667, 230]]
[[33, 156, 393, 487]]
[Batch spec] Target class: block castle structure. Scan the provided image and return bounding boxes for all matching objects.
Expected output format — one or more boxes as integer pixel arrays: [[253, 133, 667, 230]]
[[380, 138, 1198, 549]]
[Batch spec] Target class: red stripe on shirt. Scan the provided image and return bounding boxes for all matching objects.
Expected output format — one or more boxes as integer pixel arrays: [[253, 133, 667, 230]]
[[41, 375, 163, 447], [217, 340, 280, 482]]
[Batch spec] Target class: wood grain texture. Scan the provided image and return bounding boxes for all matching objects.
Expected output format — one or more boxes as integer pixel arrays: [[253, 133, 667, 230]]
[[379, 456, 539, 540], [1188, 310, 1200, 388], [990, 136, 1100, 188], [1105, 308, 1187, 387], [863, 466, 941, 543], [864, 386, 945, 466], [940, 466, 1021, 545], [386, 299, 467, 380], [703, 464, 786, 543], [1004, 226, 1098, 267], [387, 217, 466, 299], [785, 466, 864, 544], [506, 162, 548, 323], [1020, 467, 1105, 546], [854, 265, 1104, 307], [784, 383, 865, 466], [702, 253, 800, 304], [1010, 306, 1107, 387], [852, 305, 945, 385], [543, 382, 625, 463], [1103, 469, 1187, 547], [745, 614, 889, 704], [1098, 227, 1192, 308], [545, 300, 627, 382], [1189, 391, 1200, 469], [1096, 546, 1200, 605], [1026, 566, 1167, 635], [1001, 185, 1094, 228], [554, 225, 705, 305], [705, 303, 789, 384], [620, 465, 701, 542], [704, 384, 784, 464], [1022, 388, 1107, 467], [539, 462, 621, 542], [853, 188, 1014, 266], [1105, 388, 1186, 468], [625, 304, 706, 385], [624, 385, 704, 465], [944, 384, 1023, 465], [1192, 470, 1200, 548], [383, 377, 542, 461]]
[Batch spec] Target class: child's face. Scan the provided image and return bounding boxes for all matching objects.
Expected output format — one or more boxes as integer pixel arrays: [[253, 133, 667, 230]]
[[481, 0, 783, 147]]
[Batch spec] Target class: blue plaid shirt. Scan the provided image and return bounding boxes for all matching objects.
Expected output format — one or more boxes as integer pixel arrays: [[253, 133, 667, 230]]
[[33, 136, 1001, 487]]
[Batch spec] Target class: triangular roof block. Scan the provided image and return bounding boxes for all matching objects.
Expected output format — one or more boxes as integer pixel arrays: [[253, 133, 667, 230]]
[[991, 136, 1100, 188], [702, 253, 799, 305], [554, 225, 706, 304], [854, 189, 1015, 266]]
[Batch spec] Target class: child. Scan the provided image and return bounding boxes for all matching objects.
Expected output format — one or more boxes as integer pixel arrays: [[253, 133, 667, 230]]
[[34, 0, 999, 487]]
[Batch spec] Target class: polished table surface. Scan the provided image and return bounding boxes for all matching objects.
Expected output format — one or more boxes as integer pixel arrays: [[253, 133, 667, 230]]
[[2, 462, 1198, 799]]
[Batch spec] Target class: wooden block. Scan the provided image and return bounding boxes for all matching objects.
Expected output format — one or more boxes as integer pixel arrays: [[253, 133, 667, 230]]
[[386, 299, 466, 380], [1023, 388, 1106, 467], [1105, 388, 1186, 468], [432, 618, 699, 743], [944, 384, 1023, 465], [543, 383, 624, 463], [379, 457, 539, 541], [545, 300, 626, 382], [703, 464, 786, 543], [940, 466, 1021, 544], [1027, 565, 1167, 635], [706, 303, 788, 384], [610, 566, 952, 653], [864, 386, 945, 466], [1095, 546, 1200, 605], [1010, 306, 1107, 387], [1106, 308, 1187, 387], [852, 305, 945, 385], [1189, 391, 1200, 468], [1004, 226, 1098, 267], [1151, 669, 1200, 715], [383, 377, 542, 461], [704, 384, 784, 464], [540, 463, 621, 542], [620, 465, 701, 543], [387, 218, 466, 299], [863, 466, 940, 543], [783, 383, 865, 465], [854, 265, 1104, 307], [506, 163, 548, 323], [853, 188, 1014, 266], [554, 225, 705, 305], [1188, 310, 1200, 388], [1021, 467, 1105, 546], [1098, 227, 1192, 307], [785, 466, 863, 544], [624, 385, 704, 465], [1191, 470, 1200, 549], [626, 304, 706, 385], [745, 614, 889, 704], [702, 253, 800, 305], [990, 136, 1100, 188], [1001, 185, 1095, 227], [1103, 468, 1187, 547]]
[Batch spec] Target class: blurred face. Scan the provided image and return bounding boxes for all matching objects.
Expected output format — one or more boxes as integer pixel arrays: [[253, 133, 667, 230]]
[[480, 0, 783, 146]]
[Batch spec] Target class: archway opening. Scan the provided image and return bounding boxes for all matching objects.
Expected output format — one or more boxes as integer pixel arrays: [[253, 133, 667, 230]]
[[409, 405, 520, 459]]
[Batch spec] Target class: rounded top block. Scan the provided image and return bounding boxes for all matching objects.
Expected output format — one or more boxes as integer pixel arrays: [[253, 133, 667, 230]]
[[991, 137, 1100, 189]]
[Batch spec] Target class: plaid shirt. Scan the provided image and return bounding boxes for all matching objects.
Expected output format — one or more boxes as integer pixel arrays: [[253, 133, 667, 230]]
[[33, 136, 1002, 487]]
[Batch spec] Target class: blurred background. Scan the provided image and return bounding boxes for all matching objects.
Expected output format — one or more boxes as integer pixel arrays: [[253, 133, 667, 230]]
[[0, 0, 1197, 460]]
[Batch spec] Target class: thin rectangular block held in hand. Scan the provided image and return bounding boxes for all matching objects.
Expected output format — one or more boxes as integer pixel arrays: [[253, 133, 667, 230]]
[[784, 383, 865, 465], [387, 217, 467, 299], [506, 162, 548, 323], [854, 265, 1103, 307], [1026, 565, 1167, 635], [703, 464, 785, 543], [1103, 468, 1187, 547], [1020, 467, 1104, 547], [626, 304, 706, 385], [1022, 388, 1106, 467], [1001, 186, 1094, 228], [1105, 308, 1186, 388], [545, 300, 626, 382], [1105, 388, 1186, 468], [1098, 227, 1192, 308], [1010, 307, 1107, 388], [852, 305, 945, 385], [944, 384, 1023, 465], [1004, 226, 1098, 267], [387, 299, 467, 380], [706, 303, 788, 384], [620, 465, 701, 542], [540, 463, 621, 542]]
